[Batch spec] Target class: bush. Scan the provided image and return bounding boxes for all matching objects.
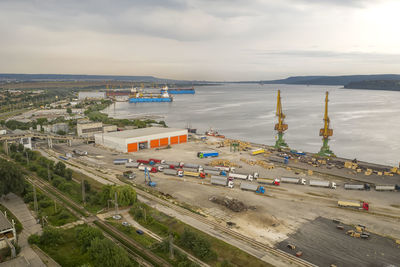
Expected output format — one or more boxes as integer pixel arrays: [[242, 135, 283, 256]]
[[28, 234, 40, 245], [39, 199, 52, 209], [39, 227, 64, 246], [75, 225, 104, 253]]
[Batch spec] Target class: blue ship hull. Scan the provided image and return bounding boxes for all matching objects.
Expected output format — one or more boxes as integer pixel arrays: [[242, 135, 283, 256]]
[[129, 98, 172, 103], [168, 89, 195, 94]]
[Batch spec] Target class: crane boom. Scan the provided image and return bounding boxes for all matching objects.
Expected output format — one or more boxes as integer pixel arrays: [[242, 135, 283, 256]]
[[274, 90, 288, 148], [318, 91, 334, 157]]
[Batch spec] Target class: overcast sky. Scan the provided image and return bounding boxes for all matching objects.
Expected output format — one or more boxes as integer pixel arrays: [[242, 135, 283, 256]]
[[1, 0, 400, 80]]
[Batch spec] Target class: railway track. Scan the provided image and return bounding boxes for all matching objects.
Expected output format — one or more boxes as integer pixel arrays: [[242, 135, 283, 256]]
[[134, 186, 317, 267]]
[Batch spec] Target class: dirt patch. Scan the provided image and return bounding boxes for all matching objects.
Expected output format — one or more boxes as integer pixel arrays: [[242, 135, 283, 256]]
[[391, 204, 400, 209], [277, 217, 400, 267], [209, 196, 250, 212]]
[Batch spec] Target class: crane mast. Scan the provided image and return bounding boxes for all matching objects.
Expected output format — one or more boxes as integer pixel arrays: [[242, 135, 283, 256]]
[[318, 91, 335, 157], [274, 90, 288, 149]]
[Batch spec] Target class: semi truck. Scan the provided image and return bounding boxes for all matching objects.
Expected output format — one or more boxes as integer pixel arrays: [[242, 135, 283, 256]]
[[257, 178, 280, 186], [164, 161, 183, 168], [344, 184, 371, 190], [281, 177, 306, 185], [240, 182, 265, 194], [183, 171, 206, 178], [375, 184, 398, 191], [203, 166, 220, 172], [204, 169, 221, 176], [114, 159, 130, 165], [123, 171, 135, 179], [214, 166, 236, 172], [183, 163, 200, 169], [309, 180, 336, 189], [228, 172, 255, 181], [269, 156, 289, 164], [163, 169, 178, 176], [126, 162, 140, 168], [211, 176, 234, 188], [338, 200, 369, 211], [197, 151, 219, 158]]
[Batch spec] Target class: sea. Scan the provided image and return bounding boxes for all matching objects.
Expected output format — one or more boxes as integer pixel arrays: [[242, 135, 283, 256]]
[[103, 83, 400, 166]]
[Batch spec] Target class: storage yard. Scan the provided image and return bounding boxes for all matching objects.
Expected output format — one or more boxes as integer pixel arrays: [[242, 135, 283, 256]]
[[43, 131, 400, 266]]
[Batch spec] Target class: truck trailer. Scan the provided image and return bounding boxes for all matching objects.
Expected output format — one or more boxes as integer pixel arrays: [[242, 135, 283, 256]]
[[229, 172, 254, 181], [338, 200, 369, 211], [281, 177, 306, 185], [126, 162, 140, 168], [344, 184, 370, 190], [240, 182, 265, 194], [309, 180, 336, 189], [183, 171, 205, 178], [204, 170, 221, 176], [197, 151, 219, 158], [163, 169, 178, 176], [182, 163, 200, 169], [269, 156, 289, 164], [211, 176, 234, 188], [114, 159, 130, 165], [375, 184, 398, 191], [164, 161, 183, 168], [257, 178, 280, 186]]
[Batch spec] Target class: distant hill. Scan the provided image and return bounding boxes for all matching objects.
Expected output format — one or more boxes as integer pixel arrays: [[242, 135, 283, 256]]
[[0, 73, 177, 83], [344, 80, 400, 91], [261, 74, 400, 86]]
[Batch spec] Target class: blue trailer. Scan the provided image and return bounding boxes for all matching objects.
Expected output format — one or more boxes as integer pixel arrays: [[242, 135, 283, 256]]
[[59, 156, 69, 161], [197, 151, 219, 158]]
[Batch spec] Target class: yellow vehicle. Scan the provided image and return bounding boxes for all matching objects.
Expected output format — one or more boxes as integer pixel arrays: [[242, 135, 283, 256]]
[[183, 171, 205, 179], [251, 148, 265, 155]]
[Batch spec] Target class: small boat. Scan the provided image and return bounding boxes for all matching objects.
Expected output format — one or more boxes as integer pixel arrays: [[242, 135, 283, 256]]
[[205, 128, 225, 138]]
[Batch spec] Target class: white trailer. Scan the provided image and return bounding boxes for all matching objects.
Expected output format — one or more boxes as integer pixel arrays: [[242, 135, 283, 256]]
[[344, 184, 369, 190], [215, 166, 236, 172], [281, 177, 306, 185], [211, 176, 234, 188], [163, 169, 178, 176], [183, 163, 200, 169], [257, 178, 280, 185], [229, 172, 253, 181], [126, 162, 140, 168], [309, 180, 336, 189], [375, 184, 396, 191]]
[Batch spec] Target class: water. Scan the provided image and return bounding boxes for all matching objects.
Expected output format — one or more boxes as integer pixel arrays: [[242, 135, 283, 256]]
[[104, 84, 400, 166]]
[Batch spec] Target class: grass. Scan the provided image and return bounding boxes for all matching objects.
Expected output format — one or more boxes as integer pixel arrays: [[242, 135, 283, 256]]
[[0, 204, 23, 234], [390, 204, 400, 209], [130, 203, 271, 267], [36, 227, 90, 267]]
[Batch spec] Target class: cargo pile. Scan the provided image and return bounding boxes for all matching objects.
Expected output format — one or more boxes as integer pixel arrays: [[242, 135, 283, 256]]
[[209, 159, 239, 168], [255, 160, 275, 170], [222, 139, 252, 151], [209, 196, 247, 212]]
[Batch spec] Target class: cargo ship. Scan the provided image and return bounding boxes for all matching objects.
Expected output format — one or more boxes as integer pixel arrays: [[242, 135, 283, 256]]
[[161, 86, 195, 94], [129, 89, 172, 103]]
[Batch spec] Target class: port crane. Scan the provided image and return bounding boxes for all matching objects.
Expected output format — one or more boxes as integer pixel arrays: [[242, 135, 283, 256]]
[[318, 91, 335, 157], [144, 168, 156, 187], [274, 90, 288, 149]]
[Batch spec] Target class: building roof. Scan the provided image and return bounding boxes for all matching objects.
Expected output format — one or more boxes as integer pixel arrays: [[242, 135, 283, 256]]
[[0, 212, 13, 232], [98, 127, 186, 139]]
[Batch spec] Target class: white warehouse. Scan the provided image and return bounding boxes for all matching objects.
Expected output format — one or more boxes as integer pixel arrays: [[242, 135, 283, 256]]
[[94, 127, 188, 153]]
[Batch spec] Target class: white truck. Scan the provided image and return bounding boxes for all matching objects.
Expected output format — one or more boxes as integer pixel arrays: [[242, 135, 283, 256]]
[[309, 180, 336, 189], [257, 178, 280, 186], [281, 177, 306, 185], [228, 172, 257, 181]]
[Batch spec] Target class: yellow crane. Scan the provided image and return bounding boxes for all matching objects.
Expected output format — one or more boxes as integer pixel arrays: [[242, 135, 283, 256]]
[[274, 90, 288, 148], [318, 91, 335, 156]]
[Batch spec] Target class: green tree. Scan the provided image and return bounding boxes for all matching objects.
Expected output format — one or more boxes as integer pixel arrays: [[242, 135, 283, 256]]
[[88, 237, 133, 267], [75, 225, 104, 253], [110, 185, 137, 206], [54, 161, 66, 177], [39, 227, 64, 246], [65, 169, 73, 181], [0, 159, 25, 196], [66, 107, 72, 114]]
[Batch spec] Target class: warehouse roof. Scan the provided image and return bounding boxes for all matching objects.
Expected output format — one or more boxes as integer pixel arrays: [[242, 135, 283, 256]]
[[98, 127, 187, 139], [0, 212, 13, 232]]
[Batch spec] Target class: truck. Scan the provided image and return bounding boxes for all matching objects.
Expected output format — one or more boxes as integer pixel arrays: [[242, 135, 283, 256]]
[[240, 182, 265, 194], [290, 150, 306, 156], [203, 166, 220, 172], [269, 156, 289, 164], [211, 176, 234, 188], [73, 149, 88, 156], [338, 200, 369, 211], [137, 159, 150, 165], [228, 172, 254, 181], [183, 163, 200, 169], [149, 158, 162, 165], [197, 151, 219, 158], [214, 166, 236, 172], [164, 161, 183, 168], [281, 177, 306, 185], [375, 184, 398, 191], [138, 165, 158, 173], [344, 183, 370, 190], [204, 169, 221, 176], [114, 159, 130, 165], [251, 148, 265, 155], [123, 171, 136, 179], [163, 169, 178, 176], [309, 180, 337, 189], [257, 178, 280, 186], [183, 167, 199, 173], [183, 171, 206, 178], [126, 162, 140, 168]]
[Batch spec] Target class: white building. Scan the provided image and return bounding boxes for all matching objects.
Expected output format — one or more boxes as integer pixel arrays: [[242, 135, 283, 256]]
[[0, 212, 17, 249], [78, 91, 106, 100], [95, 127, 188, 153]]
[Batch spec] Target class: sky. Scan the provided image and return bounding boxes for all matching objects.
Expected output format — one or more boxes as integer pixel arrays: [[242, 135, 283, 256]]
[[1, 0, 400, 80]]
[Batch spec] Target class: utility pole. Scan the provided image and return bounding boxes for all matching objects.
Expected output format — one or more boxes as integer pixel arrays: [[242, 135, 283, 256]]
[[25, 151, 29, 165], [54, 200, 57, 213], [47, 162, 51, 180], [33, 186, 38, 216], [169, 233, 174, 259]]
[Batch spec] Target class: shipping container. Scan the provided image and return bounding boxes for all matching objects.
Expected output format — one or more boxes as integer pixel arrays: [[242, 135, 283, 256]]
[[281, 177, 306, 185], [309, 180, 336, 189], [344, 184, 370, 190], [375, 184, 396, 191], [338, 200, 369, 211], [197, 151, 219, 158]]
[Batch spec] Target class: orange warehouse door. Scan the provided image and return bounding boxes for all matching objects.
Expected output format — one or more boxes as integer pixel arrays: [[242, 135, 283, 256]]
[[160, 137, 169, 146], [150, 139, 160, 148], [179, 135, 187, 143], [127, 143, 138, 152], [170, 136, 179, 145]]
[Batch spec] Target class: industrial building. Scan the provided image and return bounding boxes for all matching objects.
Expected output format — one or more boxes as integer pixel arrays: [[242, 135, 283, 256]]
[[78, 91, 106, 100], [0, 211, 16, 249], [77, 120, 117, 137], [94, 127, 188, 153]]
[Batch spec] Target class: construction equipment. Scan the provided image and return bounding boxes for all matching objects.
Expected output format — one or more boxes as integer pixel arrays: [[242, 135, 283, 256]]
[[318, 91, 335, 157], [144, 168, 156, 187], [274, 90, 289, 149]]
